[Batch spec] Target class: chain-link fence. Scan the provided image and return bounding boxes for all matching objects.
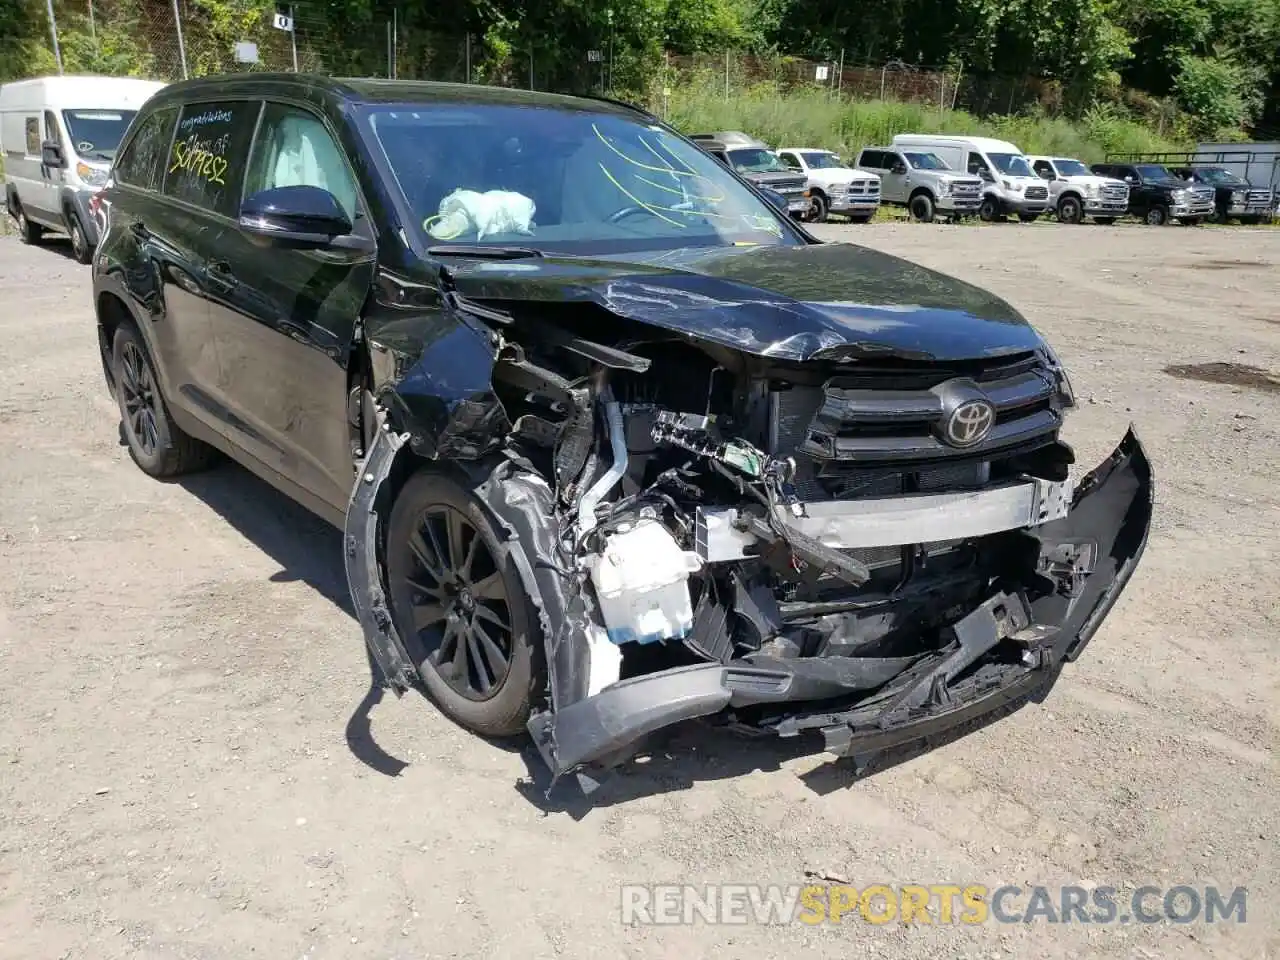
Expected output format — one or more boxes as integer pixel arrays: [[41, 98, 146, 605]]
[[25, 0, 1185, 129]]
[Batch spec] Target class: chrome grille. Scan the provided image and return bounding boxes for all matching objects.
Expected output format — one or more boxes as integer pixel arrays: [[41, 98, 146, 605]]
[[1248, 189, 1272, 204], [1025, 185, 1049, 200], [767, 352, 1062, 501], [1102, 183, 1128, 201], [950, 180, 983, 198], [850, 179, 879, 196]]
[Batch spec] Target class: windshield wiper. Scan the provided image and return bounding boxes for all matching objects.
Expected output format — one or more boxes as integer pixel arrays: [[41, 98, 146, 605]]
[[426, 244, 544, 260]]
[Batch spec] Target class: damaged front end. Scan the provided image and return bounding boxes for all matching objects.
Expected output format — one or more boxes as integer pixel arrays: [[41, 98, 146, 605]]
[[347, 265, 1153, 791]]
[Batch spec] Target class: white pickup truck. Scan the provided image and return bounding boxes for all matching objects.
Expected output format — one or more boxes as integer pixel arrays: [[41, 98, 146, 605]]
[[1025, 156, 1130, 224], [775, 147, 881, 223]]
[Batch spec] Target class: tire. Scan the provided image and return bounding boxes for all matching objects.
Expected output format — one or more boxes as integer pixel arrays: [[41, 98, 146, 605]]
[[112, 322, 218, 478], [807, 192, 829, 223], [1093, 217, 1116, 225], [1144, 206, 1168, 226], [979, 197, 1002, 222], [908, 192, 935, 222], [385, 468, 544, 738], [67, 210, 92, 264], [14, 204, 43, 244], [1018, 213, 1040, 223], [1057, 195, 1083, 224]]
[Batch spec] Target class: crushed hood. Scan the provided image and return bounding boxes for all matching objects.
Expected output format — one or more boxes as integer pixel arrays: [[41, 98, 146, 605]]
[[446, 241, 1045, 363]]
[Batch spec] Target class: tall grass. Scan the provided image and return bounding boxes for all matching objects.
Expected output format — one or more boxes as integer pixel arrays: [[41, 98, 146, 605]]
[[664, 80, 1186, 162]]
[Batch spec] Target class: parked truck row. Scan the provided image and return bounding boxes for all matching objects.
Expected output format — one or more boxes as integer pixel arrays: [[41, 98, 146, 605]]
[[688, 129, 1276, 229]]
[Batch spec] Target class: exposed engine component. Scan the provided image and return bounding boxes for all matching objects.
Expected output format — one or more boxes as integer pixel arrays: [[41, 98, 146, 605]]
[[586, 517, 702, 645]]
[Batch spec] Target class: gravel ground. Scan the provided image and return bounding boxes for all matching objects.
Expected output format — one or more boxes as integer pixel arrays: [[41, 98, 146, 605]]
[[0, 222, 1277, 960]]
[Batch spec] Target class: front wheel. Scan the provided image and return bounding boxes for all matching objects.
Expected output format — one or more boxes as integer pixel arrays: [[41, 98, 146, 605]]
[[979, 197, 1003, 222], [1058, 196, 1083, 224], [385, 469, 543, 738], [68, 211, 92, 264], [1144, 206, 1168, 226], [806, 192, 829, 223], [909, 193, 935, 222]]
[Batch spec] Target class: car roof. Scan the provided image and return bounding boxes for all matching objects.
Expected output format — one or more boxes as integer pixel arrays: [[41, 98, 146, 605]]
[[893, 134, 1022, 154], [778, 146, 835, 153], [144, 73, 647, 119]]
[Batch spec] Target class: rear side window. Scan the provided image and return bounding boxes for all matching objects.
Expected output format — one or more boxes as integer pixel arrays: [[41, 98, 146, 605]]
[[859, 150, 883, 168], [164, 100, 260, 216], [114, 106, 178, 191]]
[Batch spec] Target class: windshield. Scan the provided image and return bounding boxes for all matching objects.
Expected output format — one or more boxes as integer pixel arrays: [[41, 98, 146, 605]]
[[366, 105, 795, 253], [989, 153, 1034, 177], [725, 147, 790, 174], [1136, 164, 1176, 181], [61, 109, 137, 161], [1196, 167, 1246, 185], [1053, 158, 1090, 176], [903, 152, 949, 170], [800, 151, 843, 169]]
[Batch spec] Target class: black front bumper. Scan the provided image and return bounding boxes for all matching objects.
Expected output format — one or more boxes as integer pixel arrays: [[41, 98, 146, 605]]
[[528, 426, 1154, 781]]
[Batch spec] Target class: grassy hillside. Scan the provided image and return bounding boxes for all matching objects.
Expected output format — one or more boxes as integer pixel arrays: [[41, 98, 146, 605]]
[[664, 83, 1186, 161]]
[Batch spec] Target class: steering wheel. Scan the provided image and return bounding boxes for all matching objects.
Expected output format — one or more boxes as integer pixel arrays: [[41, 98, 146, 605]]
[[607, 204, 659, 224]]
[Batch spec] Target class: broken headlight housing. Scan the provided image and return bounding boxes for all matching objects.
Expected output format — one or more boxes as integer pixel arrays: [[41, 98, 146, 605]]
[[1039, 343, 1076, 409]]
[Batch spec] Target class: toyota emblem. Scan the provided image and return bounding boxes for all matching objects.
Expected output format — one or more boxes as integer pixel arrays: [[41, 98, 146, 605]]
[[944, 399, 995, 447]]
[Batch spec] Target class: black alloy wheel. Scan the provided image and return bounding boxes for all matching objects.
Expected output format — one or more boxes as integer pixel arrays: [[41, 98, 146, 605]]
[[119, 338, 160, 459], [404, 505, 514, 701]]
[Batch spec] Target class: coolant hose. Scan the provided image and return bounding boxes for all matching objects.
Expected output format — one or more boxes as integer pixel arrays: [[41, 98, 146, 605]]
[[577, 391, 628, 535]]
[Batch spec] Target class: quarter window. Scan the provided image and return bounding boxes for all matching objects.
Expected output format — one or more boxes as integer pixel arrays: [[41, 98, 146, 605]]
[[114, 106, 178, 191], [24, 117, 40, 156], [163, 100, 260, 216], [243, 102, 359, 220]]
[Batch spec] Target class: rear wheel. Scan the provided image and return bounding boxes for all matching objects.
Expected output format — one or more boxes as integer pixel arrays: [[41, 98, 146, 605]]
[[14, 204, 43, 244], [112, 322, 218, 477], [1057, 195, 1083, 224], [1144, 205, 1168, 226], [908, 192, 935, 222], [385, 469, 543, 738]]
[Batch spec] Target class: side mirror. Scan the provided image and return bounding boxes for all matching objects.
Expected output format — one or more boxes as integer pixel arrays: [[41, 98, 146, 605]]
[[41, 142, 65, 168], [760, 189, 789, 214], [978, 169, 994, 182], [239, 185, 355, 249], [891, 163, 907, 175]]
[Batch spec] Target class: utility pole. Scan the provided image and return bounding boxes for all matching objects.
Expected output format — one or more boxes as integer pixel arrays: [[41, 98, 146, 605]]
[[391, 8, 397, 79], [45, 0, 63, 73], [88, 0, 97, 50], [171, 0, 188, 78], [289, 5, 298, 71]]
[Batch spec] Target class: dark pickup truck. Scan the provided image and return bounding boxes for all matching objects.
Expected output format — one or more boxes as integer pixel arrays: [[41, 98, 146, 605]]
[[1167, 165, 1273, 224], [1090, 161, 1215, 225], [690, 131, 810, 217]]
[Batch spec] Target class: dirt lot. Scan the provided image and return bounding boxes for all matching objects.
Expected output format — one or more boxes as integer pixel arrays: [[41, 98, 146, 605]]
[[1, 222, 1277, 960]]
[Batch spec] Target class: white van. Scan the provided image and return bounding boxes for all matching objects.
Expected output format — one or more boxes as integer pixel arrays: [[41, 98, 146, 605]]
[[891, 134, 1049, 222], [2, 75, 165, 262]]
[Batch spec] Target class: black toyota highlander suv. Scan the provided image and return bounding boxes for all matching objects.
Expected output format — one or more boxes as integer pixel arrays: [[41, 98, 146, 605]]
[[92, 74, 1151, 789]]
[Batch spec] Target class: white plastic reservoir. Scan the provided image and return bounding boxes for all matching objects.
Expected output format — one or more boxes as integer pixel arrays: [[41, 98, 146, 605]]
[[587, 519, 702, 645]]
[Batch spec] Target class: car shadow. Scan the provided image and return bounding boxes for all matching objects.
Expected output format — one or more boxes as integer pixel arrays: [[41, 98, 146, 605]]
[[176, 460, 414, 778], [174, 457, 1059, 813]]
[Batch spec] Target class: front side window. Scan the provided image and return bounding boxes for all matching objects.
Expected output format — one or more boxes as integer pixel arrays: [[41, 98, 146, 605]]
[[24, 117, 40, 156], [43, 111, 65, 152], [365, 104, 798, 253], [1135, 165, 1174, 181], [967, 152, 991, 176], [163, 100, 260, 216], [988, 153, 1034, 177], [1196, 167, 1245, 185], [244, 102, 360, 220], [62, 110, 138, 162], [114, 106, 178, 191], [1033, 159, 1055, 179], [778, 152, 802, 170], [857, 150, 883, 169]]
